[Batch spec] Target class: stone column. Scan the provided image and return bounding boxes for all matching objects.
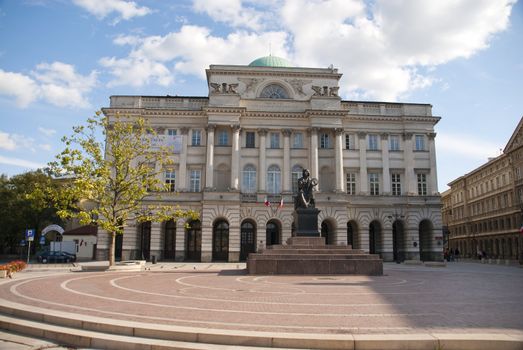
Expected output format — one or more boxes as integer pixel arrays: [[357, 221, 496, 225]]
[[178, 127, 189, 191], [230, 125, 241, 190], [258, 129, 267, 192], [358, 132, 368, 194], [205, 124, 215, 190], [175, 220, 186, 261], [381, 133, 390, 195], [150, 221, 161, 261], [428, 132, 438, 194], [310, 128, 319, 188], [334, 128, 344, 192], [403, 133, 415, 195], [283, 129, 291, 192]]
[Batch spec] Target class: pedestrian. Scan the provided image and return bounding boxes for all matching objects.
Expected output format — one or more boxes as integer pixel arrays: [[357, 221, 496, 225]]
[[454, 248, 460, 262]]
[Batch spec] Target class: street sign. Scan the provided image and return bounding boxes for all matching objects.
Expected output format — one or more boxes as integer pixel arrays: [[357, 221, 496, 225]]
[[39, 236, 46, 245], [26, 229, 35, 242], [20, 239, 26, 246]]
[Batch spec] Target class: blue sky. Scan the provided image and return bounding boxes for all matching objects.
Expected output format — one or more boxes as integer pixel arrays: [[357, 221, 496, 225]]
[[0, 0, 521, 191]]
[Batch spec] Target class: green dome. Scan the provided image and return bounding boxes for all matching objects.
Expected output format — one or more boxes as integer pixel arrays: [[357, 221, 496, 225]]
[[248, 55, 293, 67]]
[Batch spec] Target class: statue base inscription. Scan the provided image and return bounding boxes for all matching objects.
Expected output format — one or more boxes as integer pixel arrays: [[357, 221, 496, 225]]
[[292, 208, 320, 237]]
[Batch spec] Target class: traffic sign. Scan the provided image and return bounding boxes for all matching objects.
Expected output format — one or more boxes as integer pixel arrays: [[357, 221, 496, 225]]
[[39, 236, 46, 245], [20, 239, 26, 246], [26, 229, 35, 241]]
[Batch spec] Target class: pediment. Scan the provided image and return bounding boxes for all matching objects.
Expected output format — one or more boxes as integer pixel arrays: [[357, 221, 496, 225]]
[[503, 117, 523, 153]]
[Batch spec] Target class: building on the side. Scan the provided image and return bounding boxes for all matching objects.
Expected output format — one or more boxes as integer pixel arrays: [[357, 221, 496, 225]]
[[444, 117, 523, 263], [98, 56, 443, 263]]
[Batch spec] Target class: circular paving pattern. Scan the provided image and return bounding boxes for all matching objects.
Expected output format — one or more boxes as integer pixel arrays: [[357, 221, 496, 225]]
[[1, 263, 523, 335]]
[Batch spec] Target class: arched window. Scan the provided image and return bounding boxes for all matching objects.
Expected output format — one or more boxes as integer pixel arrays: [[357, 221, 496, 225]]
[[267, 165, 281, 194], [242, 164, 257, 193], [291, 165, 303, 193], [260, 84, 289, 99]]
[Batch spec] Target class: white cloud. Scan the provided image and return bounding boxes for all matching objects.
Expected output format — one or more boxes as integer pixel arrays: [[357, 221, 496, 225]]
[[101, 26, 289, 86], [0, 131, 17, 150], [41, 144, 52, 151], [0, 155, 46, 170], [193, 0, 265, 30], [73, 0, 151, 22], [0, 62, 97, 109], [38, 127, 56, 137], [0, 70, 39, 108], [0, 131, 35, 152]]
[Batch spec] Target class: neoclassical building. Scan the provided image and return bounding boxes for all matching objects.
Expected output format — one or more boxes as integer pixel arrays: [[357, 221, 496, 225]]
[[443, 117, 523, 263], [98, 56, 443, 262]]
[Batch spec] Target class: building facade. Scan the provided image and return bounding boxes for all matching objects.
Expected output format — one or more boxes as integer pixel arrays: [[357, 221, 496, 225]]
[[444, 117, 523, 262], [98, 56, 443, 263]]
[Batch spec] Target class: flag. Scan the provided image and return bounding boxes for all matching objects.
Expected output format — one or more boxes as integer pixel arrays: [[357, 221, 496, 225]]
[[278, 197, 284, 209], [264, 197, 271, 207]]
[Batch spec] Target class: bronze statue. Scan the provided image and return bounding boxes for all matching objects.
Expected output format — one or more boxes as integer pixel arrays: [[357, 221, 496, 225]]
[[295, 169, 318, 209]]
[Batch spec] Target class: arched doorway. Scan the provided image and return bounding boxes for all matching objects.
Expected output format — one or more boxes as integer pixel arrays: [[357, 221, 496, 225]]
[[266, 220, 280, 246], [240, 220, 256, 261], [392, 220, 405, 262], [164, 220, 176, 260], [419, 220, 433, 261], [185, 220, 201, 261], [212, 220, 229, 261], [369, 221, 381, 255], [321, 220, 333, 245], [139, 221, 151, 260]]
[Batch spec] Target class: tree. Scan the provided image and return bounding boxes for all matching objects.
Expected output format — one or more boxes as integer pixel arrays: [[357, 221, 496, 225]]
[[39, 112, 198, 266], [0, 171, 62, 255]]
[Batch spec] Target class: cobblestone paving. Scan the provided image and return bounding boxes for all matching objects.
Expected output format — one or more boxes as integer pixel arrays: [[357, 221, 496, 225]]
[[1, 262, 522, 335]]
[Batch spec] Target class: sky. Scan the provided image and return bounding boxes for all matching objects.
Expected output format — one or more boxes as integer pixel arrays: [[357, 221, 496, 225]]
[[0, 0, 521, 192]]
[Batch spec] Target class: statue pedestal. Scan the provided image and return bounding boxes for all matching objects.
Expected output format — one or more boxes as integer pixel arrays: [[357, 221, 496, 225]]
[[292, 208, 320, 237]]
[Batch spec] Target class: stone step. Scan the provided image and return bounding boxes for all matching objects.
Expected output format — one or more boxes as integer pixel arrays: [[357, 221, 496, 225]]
[[247, 259, 384, 275], [249, 254, 381, 260], [262, 249, 366, 255], [268, 245, 360, 250]]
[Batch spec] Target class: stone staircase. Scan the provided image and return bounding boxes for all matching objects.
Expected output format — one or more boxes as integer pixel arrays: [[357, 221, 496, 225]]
[[247, 237, 383, 275]]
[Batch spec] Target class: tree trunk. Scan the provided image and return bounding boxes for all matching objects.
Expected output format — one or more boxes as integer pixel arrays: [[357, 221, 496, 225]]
[[109, 231, 115, 266]]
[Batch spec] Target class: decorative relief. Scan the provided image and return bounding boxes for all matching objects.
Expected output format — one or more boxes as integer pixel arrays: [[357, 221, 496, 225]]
[[285, 79, 312, 96], [209, 82, 239, 94], [311, 85, 339, 97], [238, 78, 264, 93]]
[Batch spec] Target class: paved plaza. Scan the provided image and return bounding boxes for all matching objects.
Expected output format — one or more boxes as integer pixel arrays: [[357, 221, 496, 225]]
[[0, 262, 522, 349]]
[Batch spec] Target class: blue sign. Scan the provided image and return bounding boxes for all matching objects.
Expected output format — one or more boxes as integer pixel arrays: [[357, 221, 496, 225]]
[[26, 229, 35, 241], [20, 239, 26, 246], [39, 236, 46, 245]]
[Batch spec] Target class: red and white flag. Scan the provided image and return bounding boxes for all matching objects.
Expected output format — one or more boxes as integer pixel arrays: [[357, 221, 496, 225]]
[[264, 197, 271, 207], [278, 197, 284, 209]]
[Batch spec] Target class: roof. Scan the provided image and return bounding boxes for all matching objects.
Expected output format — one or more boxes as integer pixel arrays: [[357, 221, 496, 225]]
[[248, 55, 294, 67], [63, 225, 98, 236]]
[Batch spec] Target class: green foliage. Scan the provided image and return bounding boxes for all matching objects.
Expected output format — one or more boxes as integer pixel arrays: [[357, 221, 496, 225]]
[[41, 111, 198, 265], [0, 170, 62, 254]]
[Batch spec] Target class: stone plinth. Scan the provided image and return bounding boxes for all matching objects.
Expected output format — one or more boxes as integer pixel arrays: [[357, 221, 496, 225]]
[[247, 236, 383, 275], [293, 208, 320, 236]]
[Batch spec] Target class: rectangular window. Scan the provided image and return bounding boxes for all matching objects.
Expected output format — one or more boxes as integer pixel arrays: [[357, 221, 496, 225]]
[[391, 173, 401, 196], [320, 133, 331, 148], [417, 173, 427, 195], [368, 134, 379, 150], [415, 134, 425, 151], [389, 135, 400, 151], [345, 134, 354, 150], [270, 132, 280, 148], [242, 167, 256, 193], [189, 170, 201, 192], [246, 132, 255, 148], [292, 170, 302, 193], [346, 173, 356, 195], [369, 173, 380, 196], [167, 129, 177, 136], [192, 130, 201, 146], [293, 132, 303, 148], [217, 130, 228, 146], [165, 170, 176, 192]]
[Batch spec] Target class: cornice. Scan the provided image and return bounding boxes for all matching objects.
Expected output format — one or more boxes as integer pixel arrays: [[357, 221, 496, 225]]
[[207, 70, 342, 80], [305, 109, 347, 117], [203, 107, 246, 114], [244, 111, 307, 119]]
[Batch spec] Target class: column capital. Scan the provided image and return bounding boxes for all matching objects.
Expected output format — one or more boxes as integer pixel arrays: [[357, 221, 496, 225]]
[[231, 124, 241, 132], [334, 128, 344, 136], [206, 124, 216, 132], [403, 132, 413, 140], [258, 128, 268, 136], [282, 129, 292, 137], [308, 127, 320, 135], [180, 127, 190, 135], [380, 132, 389, 140], [357, 131, 367, 139], [427, 132, 437, 140]]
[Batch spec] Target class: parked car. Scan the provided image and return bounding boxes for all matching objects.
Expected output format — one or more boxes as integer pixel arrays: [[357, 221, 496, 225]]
[[37, 251, 76, 264]]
